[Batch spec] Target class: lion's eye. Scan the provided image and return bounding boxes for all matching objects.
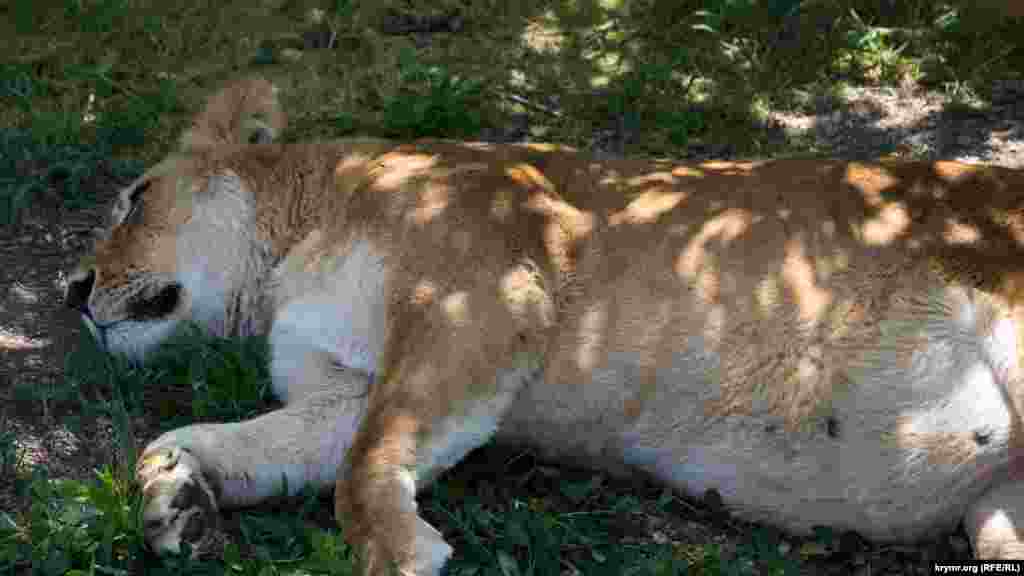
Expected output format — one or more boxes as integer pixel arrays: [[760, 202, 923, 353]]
[[127, 283, 182, 320], [121, 180, 152, 224], [122, 202, 138, 223]]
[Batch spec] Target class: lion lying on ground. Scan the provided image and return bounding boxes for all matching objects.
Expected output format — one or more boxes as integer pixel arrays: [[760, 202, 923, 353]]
[[65, 77, 1024, 574]]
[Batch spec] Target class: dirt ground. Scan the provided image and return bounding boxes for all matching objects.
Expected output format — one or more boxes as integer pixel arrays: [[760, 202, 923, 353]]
[[0, 166, 128, 496], [1, 79, 1023, 573]]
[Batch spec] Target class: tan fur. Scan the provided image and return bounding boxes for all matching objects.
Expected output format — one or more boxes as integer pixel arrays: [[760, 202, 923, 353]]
[[178, 77, 286, 152], [67, 77, 1024, 573]]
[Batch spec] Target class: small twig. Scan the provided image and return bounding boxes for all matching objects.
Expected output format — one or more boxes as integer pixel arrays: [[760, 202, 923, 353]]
[[854, 26, 933, 41], [976, 44, 1015, 74], [497, 91, 562, 118]]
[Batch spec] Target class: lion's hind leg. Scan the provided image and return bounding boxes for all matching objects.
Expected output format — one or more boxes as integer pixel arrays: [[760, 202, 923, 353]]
[[334, 328, 534, 575]]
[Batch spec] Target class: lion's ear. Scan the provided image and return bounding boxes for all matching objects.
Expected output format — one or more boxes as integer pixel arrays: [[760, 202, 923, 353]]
[[179, 76, 286, 153]]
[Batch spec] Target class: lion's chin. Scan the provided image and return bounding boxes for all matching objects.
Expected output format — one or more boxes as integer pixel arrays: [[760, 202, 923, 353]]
[[97, 318, 183, 362]]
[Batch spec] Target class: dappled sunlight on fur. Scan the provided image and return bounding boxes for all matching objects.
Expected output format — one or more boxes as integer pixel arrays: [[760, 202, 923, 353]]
[[65, 76, 1024, 572]]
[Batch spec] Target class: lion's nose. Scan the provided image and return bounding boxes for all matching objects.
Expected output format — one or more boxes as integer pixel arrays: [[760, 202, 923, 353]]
[[65, 269, 96, 313]]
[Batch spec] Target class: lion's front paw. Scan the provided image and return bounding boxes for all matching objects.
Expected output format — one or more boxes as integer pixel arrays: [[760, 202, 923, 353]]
[[136, 445, 219, 557]]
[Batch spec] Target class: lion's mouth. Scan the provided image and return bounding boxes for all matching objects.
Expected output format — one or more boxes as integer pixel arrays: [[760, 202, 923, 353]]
[[78, 312, 105, 344], [80, 312, 120, 351], [75, 283, 182, 342]]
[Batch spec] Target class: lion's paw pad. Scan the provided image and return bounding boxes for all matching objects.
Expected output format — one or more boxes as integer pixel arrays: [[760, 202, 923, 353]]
[[137, 446, 219, 557]]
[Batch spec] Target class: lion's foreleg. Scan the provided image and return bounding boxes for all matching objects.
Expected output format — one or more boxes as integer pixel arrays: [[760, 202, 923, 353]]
[[137, 365, 369, 555]]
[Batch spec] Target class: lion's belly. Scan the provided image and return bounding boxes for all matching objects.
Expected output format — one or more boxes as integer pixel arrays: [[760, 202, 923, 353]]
[[503, 293, 1021, 542], [616, 419, 982, 541]]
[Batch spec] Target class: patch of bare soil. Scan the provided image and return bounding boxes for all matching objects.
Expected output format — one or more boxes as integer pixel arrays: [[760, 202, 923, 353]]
[[770, 80, 1024, 167], [1, 78, 1022, 574], [0, 168, 125, 513]]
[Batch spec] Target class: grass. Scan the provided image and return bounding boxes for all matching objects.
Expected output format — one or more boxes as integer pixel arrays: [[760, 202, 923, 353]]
[[2, 0, 1019, 574], [0, 51, 187, 222], [5, 464, 358, 575], [2, 3, 1019, 199], [379, 45, 488, 139]]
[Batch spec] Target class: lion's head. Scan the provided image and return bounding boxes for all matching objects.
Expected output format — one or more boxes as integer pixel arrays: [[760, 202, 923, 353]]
[[64, 77, 285, 358]]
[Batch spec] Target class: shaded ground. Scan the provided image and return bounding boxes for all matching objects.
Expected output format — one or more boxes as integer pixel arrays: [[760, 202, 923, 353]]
[[2, 79, 1023, 573], [0, 167, 126, 495]]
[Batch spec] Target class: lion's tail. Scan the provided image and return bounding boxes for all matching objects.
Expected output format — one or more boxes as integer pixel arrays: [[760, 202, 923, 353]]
[[179, 76, 286, 153]]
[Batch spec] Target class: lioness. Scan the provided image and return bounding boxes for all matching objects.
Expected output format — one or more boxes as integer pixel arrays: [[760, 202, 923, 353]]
[[65, 77, 1024, 574]]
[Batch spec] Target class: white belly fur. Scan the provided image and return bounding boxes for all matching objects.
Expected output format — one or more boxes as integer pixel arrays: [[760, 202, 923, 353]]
[[500, 285, 1021, 542], [615, 295, 1020, 541], [270, 236, 390, 403]]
